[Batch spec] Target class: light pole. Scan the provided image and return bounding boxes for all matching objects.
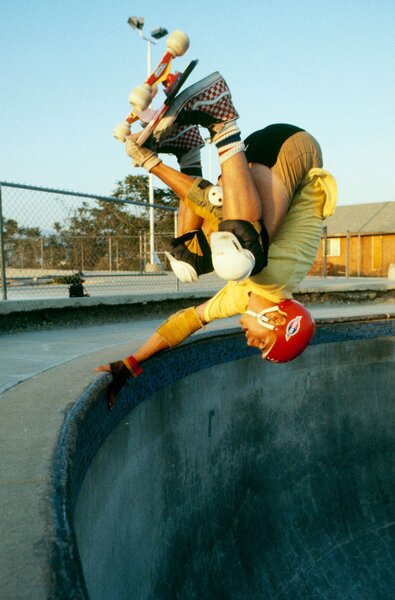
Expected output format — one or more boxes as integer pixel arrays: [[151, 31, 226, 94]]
[[205, 137, 214, 182], [128, 17, 168, 268]]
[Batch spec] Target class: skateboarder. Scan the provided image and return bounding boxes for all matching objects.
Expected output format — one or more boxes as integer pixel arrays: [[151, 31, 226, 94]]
[[96, 72, 337, 408]]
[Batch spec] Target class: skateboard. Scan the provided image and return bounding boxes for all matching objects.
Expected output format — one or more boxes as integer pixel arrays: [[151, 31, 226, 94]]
[[114, 30, 198, 145]]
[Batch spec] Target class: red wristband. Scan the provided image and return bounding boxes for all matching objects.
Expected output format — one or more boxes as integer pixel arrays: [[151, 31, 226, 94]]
[[123, 355, 143, 377]]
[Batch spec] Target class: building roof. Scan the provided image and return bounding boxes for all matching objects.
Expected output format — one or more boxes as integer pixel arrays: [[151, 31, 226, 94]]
[[325, 202, 395, 235]]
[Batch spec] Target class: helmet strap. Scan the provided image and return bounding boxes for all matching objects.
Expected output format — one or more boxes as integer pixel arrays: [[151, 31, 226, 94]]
[[245, 306, 279, 331]]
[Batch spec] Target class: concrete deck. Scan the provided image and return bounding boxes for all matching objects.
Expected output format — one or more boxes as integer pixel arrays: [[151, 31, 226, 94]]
[[1, 276, 394, 315]]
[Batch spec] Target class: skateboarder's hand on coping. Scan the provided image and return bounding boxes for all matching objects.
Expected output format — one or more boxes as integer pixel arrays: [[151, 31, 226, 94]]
[[95, 356, 143, 410]]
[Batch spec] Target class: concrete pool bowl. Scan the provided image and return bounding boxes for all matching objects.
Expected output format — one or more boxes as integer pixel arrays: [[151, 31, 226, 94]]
[[52, 318, 395, 599]]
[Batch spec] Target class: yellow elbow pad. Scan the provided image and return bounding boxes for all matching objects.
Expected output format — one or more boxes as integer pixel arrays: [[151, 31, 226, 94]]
[[156, 307, 204, 348]]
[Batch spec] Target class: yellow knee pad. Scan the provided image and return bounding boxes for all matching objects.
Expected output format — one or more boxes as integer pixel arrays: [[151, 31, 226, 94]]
[[156, 307, 204, 348], [184, 178, 221, 230]]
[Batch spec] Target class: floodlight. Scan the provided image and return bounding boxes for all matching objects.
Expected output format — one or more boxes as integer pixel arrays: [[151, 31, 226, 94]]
[[151, 27, 168, 40], [128, 16, 144, 30]]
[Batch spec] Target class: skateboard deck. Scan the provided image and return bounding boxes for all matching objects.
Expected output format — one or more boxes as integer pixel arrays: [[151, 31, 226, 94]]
[[135, 59, 198, 145]]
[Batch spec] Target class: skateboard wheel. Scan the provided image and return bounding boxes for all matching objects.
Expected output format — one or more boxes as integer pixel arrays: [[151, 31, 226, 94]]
[[166, 30, 190, 57], [113, 122, 131, 142], [128, 83, 153, 110]]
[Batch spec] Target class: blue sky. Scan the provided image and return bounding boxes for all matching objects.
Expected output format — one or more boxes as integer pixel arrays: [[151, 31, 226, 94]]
[[1, 0, 394, 206]]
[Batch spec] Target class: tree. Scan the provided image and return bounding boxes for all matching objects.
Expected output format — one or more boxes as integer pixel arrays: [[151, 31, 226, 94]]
[[4, 218, 43, 269], [44, 174, 178, 271], [3, 174, 179, 273], [112, 174, 178, 233], [111, 174, 179, 265], [54, 200, 142, 271]]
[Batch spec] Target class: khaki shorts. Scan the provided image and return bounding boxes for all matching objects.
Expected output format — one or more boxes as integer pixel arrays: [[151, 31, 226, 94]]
[[183, 131, 323, 222], [268, 131, 323, 202]]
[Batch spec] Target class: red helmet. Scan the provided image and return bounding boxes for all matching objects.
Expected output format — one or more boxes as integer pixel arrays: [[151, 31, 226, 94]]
[[245, 299, 316, 363]]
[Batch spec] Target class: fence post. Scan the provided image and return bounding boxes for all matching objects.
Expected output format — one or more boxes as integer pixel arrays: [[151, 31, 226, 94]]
[[357, 235, 361, 277], [149, 177, 155, 265], [346, 230, 351, 277], [0, 184, 7, 300], [40, 237, 44, 269], [143, 232, 147, 272], [115, 239, 119, 271], [139, 232, 143, 273], [174, 211, 179, 291], [322, 226, 328, 278], [80, 240, 84, 272], [108, 236, 112, 272]]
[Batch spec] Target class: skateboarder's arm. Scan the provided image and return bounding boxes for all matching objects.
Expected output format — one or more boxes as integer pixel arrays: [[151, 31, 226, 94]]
[[96, 302, 209, 368], [150, 162, 197, 200], [134, 301, 210, 360], [95, 301, 211, 409], [125, 136, 198, 200]]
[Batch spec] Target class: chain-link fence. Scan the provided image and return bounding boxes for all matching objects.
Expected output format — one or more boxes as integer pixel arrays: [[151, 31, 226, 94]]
[[0, 182, 222, 300], [2, 182, 388, 302]]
